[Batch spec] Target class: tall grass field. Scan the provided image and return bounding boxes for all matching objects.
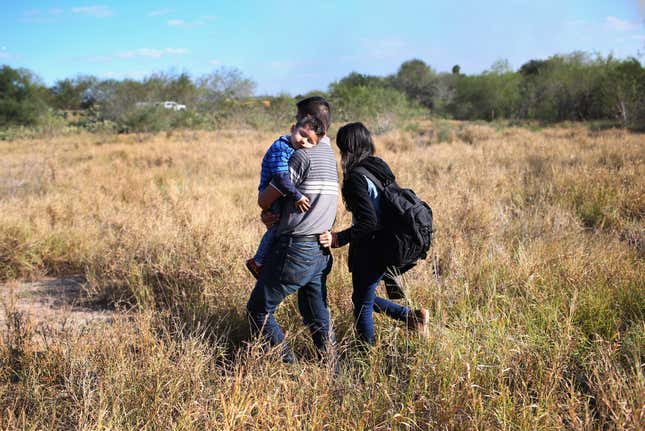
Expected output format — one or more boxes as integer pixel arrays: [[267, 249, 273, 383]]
[[0, 122, 643, 430]]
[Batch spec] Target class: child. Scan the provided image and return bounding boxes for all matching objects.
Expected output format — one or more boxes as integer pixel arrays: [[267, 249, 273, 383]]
[[246, 115, 326, 279]]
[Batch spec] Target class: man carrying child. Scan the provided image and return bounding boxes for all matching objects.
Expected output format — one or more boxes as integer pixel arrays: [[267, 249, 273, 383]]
[[246, 97, 338, 364], [246, 114, 326, 278]]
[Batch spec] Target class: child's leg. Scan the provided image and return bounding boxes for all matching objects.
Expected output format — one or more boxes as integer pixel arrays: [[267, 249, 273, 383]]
[[252, 197, 282, 266], [254, 225, 278, 265]]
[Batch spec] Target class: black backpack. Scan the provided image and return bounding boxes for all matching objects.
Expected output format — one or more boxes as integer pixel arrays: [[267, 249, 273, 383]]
[[354, 167, 433, 267]]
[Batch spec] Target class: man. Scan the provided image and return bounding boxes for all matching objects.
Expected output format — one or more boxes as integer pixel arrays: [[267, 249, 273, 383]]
[[246, 97, 338, 364]]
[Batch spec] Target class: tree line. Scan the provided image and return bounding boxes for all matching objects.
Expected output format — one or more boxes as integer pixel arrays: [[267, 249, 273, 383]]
[[1, 51, 643, 133], [332, 52, 644, 130]]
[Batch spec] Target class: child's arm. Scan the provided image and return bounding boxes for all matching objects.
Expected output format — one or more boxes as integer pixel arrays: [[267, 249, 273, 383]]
[[273, 173, 310, 213], [272, 173, 303, 201], [262, 149, 311, 212], [258, 137, 294, 210]]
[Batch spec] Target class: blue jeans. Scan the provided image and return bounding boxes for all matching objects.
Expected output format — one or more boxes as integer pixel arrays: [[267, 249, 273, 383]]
[[247, 236, 334, 362], [352, 255, 411, 344], [254, 225, 277, 265], [254, 201, 282, 265]]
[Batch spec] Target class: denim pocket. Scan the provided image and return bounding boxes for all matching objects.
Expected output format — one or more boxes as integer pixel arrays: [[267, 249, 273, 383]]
[[280, 243, 319, 285]]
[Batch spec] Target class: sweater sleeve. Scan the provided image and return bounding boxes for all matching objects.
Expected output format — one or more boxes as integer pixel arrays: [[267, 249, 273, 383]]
[[337, 172, 380, 246], [271, 172, 304, 201], [269, 150, 309, 197]]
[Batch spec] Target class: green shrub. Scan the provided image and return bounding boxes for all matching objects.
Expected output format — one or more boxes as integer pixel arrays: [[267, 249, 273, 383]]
[[118, 106, 206, 133], [0, 65, 48, 127], [330, 83, 421, 134]]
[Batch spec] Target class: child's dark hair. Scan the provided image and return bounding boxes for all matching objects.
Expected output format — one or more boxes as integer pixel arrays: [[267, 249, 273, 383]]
[[296, 96, 331, 132], [297, 115, 325, 138]]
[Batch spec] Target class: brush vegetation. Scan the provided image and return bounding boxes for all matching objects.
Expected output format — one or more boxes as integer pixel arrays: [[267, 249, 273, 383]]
[[2, 51, 644, 139], [0, 122, 643, 430]]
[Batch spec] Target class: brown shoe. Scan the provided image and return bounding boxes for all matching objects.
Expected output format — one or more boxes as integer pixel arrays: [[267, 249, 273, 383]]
[[406, 309, 430, 338]]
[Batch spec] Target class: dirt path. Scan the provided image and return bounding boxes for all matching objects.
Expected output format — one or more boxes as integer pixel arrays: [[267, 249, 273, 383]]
[[0, 276, 114, 329]]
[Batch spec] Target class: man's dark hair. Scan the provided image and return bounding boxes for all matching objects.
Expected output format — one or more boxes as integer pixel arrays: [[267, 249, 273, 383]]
[[297, 115, 325, 138], [296, 96, 331, 132]]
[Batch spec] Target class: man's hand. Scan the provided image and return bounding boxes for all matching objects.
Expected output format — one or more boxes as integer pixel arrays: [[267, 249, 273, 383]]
[[261, 210, 279, 228], [295, 195, 311, 213]]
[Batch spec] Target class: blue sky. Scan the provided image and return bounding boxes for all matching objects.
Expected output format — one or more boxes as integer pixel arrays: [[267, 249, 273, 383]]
[[1, 0, 643, 95]]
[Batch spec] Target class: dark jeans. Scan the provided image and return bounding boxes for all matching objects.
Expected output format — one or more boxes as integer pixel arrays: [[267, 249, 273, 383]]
[[253, 201, 282, 265], [352, 254, 411, 344], [247, 236, 334, 362], [253, 224, 277, 265]]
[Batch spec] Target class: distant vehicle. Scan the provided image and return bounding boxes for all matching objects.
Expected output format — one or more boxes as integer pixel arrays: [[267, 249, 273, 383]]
[[133, 101, 187, 111], [162, 101, 186, 111]]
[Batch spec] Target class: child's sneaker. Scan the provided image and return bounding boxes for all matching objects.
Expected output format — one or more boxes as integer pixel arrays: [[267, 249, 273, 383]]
[[245, 258, 263, 280]]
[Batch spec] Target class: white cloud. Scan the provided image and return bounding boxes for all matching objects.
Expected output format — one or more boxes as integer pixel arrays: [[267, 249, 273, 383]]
[[117, 48, 162, 58], [103, 70, 148, 80], [605, 16, 639, 32], [115, 48, 190, 59], [148, 8, 172, 17], [83, 48, 189, 63], [21, 8, 64, 23], [165, 48, 189, 55], [209, 59, 222, 66], [0, 52, 11, 59], [71, 5, 114, 18], [167, 16, 214, 28]]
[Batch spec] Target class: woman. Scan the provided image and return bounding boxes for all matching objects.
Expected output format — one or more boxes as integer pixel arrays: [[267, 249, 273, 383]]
[[320, 122, 429, 344]]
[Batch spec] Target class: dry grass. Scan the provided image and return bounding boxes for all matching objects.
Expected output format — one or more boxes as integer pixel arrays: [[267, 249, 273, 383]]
[[0, 122, 643, 430]]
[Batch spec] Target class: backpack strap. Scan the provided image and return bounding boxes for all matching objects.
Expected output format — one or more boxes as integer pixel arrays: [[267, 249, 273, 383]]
[[353, 166, 384, 191], [352, 166, 386, 231]]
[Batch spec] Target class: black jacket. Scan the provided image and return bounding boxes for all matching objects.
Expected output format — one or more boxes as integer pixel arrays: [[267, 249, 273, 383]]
[[337, 156, 396, 271]]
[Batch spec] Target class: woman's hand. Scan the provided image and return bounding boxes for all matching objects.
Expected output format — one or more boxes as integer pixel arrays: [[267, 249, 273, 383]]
[[319, 231, 332, 248], [261, 210, 279, 228], [319, 231, 339, 248]]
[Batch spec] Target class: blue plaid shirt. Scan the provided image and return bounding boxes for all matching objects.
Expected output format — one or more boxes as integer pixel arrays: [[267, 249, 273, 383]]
[[259, 134, 296, 192]]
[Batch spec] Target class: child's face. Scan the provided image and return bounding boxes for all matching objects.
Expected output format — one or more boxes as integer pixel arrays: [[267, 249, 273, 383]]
[[292, 124, 319, 149]]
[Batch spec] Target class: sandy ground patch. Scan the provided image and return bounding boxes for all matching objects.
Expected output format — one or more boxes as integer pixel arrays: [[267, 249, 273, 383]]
[[1, 276, 114, 329]]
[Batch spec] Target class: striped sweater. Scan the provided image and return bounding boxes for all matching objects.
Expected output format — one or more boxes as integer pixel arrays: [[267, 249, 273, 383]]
[[270, 136, 339, 236]]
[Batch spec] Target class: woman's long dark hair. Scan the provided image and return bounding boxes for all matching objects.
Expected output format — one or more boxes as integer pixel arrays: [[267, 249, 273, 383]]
[[336, 122, 375, 176]]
